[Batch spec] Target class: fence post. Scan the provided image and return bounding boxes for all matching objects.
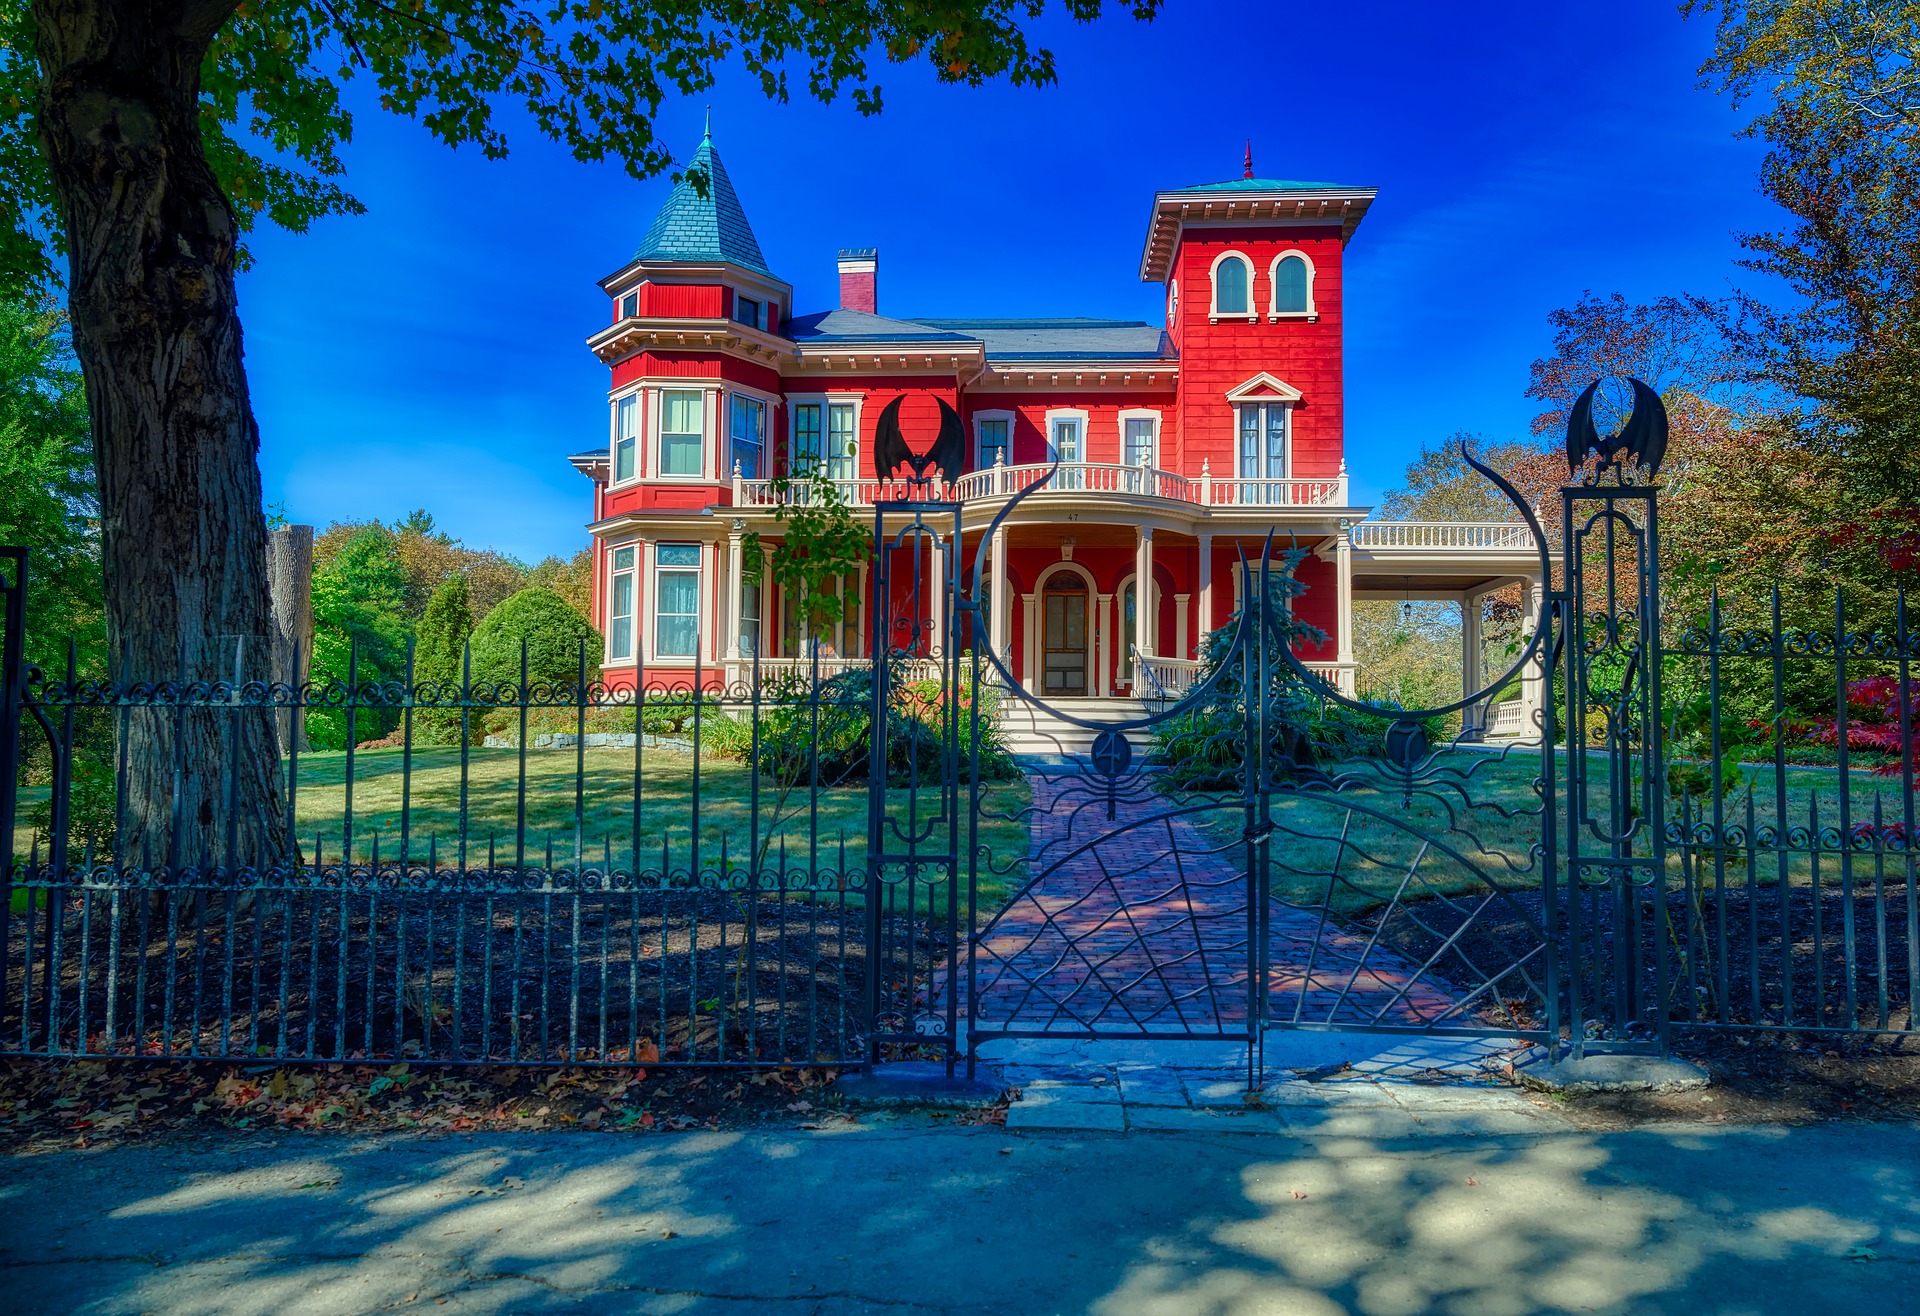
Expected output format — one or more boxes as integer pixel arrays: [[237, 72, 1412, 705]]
[[268, 525, 313, 754]]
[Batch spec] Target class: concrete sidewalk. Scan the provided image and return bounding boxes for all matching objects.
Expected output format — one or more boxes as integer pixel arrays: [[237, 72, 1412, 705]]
[[3, 1115, 1916, 1314]]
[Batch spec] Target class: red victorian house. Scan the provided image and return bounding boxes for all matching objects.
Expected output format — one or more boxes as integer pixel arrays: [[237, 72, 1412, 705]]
[[571, 130, 1545, 739]]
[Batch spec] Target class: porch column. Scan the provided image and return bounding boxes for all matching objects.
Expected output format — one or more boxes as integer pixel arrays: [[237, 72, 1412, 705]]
[[1174, 593, 1191, 661], [989, 525, 1009, 664], [1134, 526, 1154, 660], [1197, 531, 1213, 639], [1521, 576, 1548, 739], [1461, 590, 1484, 737], [1096, 592, 1114, 696], [725, 521, 744, 671], [701, 540, 719, 665], [930, 533, 948, 658], [761, 543, 775, 658], [1335, 519, 1355, 695]]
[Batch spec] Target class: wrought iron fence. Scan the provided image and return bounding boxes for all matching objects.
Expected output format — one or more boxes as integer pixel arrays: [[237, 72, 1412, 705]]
[[0, 577, 991, 1067]]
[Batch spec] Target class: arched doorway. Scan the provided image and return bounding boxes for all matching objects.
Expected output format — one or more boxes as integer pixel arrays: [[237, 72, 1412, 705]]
[[1041, 568, 1092, 696]]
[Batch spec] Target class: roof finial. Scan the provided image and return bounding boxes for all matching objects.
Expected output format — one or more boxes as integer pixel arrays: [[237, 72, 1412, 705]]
[[1243, 140, 1254, 180], [703, 106, 712, 140]]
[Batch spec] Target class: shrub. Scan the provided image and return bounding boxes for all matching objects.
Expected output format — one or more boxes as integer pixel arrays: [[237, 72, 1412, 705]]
[[1151, 556, 1443, 792], [469, 587, 602, 695], [413, 574, 473, 745]]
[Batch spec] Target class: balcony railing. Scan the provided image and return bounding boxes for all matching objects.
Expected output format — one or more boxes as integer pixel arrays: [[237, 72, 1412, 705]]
[[1349, 521, 1536, 550], [735, 461, 1349, 511]]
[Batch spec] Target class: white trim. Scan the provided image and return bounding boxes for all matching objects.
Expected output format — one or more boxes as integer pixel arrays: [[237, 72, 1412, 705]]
[[1207, 249, 1257, 323], [973, 408, 1015, 470], [1267, 249, 1318, 320], [1117, 408, 1162, 468], [1224, 372, 1304, 404], [1042, 408, 1089, 463]]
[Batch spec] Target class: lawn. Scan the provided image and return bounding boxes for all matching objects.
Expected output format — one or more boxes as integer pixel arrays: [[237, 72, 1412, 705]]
[[1183, 747, 1915, 917], [9, 746, 1033, 919]]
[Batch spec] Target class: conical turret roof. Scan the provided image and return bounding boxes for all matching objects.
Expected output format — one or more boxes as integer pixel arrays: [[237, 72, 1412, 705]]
[[633, 126, 770, 274]]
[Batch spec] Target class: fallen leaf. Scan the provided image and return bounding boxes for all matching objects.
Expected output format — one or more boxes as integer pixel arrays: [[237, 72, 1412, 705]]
[[1291, 1190, 1307, 1200]]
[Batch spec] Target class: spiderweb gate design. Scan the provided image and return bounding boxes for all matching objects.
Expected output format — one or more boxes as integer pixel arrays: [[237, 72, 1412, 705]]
[[950, 448, 1566, 1079]]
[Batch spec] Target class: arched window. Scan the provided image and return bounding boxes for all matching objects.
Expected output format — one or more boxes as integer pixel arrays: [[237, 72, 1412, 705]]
[[1212, 254, 1251, 317], [1269, 252, 1313, 316]]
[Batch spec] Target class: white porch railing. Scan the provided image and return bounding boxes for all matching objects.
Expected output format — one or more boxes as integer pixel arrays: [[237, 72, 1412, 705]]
[[1131, 651, 1201, 700], [950, 462, 1196, 502], [1350, 521, 1536, 550], [1200, 477, 1346, 507], [1488, 700, 1525, 737], [721, 655, 945, 684], [737, 461, 1349, 511]]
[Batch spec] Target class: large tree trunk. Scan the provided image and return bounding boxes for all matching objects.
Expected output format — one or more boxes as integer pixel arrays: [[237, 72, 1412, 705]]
[[32, 0, 288, 874]]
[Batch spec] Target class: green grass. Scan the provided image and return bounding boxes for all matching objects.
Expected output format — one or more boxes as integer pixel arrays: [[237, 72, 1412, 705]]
[[1183, 748, 1915, 916], [9, 746, 1032, 917]]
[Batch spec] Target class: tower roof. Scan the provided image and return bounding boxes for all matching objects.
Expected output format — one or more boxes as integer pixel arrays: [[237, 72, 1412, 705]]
[[633, 127, 771, 274]]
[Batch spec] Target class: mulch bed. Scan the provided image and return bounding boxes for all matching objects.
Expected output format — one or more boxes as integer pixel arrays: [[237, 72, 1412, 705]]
[[0, 1047, 1008, 1155], [4, 884, 951, 1067]]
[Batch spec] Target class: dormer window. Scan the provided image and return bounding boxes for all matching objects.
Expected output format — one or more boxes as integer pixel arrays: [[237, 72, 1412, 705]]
[[736, 294, 763, 331], [1269, 252, 1316, 319], [1210, 253, 1253, 320]]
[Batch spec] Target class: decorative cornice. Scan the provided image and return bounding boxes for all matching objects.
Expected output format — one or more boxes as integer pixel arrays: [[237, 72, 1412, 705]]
[[970, 362, 1179, 392], [786, 345, 986, 376], [1138, 188, 1378, 283], [588, 316, 795, 367]]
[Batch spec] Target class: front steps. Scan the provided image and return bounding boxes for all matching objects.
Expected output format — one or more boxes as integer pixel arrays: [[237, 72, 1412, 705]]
[[996, 694, 1157, 757]]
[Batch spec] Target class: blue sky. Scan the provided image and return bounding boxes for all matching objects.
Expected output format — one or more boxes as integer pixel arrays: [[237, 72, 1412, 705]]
[[239, 0, 1776, 563]]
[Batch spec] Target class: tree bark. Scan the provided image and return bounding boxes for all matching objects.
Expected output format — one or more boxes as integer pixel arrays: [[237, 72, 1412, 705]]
[[32, 0, 288, 873]]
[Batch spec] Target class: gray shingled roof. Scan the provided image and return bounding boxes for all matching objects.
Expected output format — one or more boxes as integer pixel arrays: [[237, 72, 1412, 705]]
[[911, 318, 1171, 361], [634, 131, 770, 274], [787, 308, 979, 345]]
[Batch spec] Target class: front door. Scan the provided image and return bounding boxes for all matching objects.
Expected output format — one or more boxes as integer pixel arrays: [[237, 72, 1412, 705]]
[[1042, 572, 1089, 695]]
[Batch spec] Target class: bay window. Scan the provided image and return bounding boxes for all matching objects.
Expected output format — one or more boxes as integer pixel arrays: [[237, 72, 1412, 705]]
[[730, 395, 765, 479], [608, 545, 636, 661], [660, 390, 705, 477], [653, 544, 701, 659], [614, 394, 638, 483]]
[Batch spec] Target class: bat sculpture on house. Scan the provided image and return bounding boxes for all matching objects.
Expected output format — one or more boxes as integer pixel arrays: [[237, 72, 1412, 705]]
[[874, 395, 967, 490], [1565, 376, 1668, 481]]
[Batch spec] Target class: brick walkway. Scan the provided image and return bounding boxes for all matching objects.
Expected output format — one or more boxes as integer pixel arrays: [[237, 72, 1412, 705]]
[[953, 768, 1469, 1036]]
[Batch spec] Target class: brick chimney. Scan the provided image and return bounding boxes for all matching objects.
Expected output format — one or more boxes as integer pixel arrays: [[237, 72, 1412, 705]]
[[837, 248, 877, 314]]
